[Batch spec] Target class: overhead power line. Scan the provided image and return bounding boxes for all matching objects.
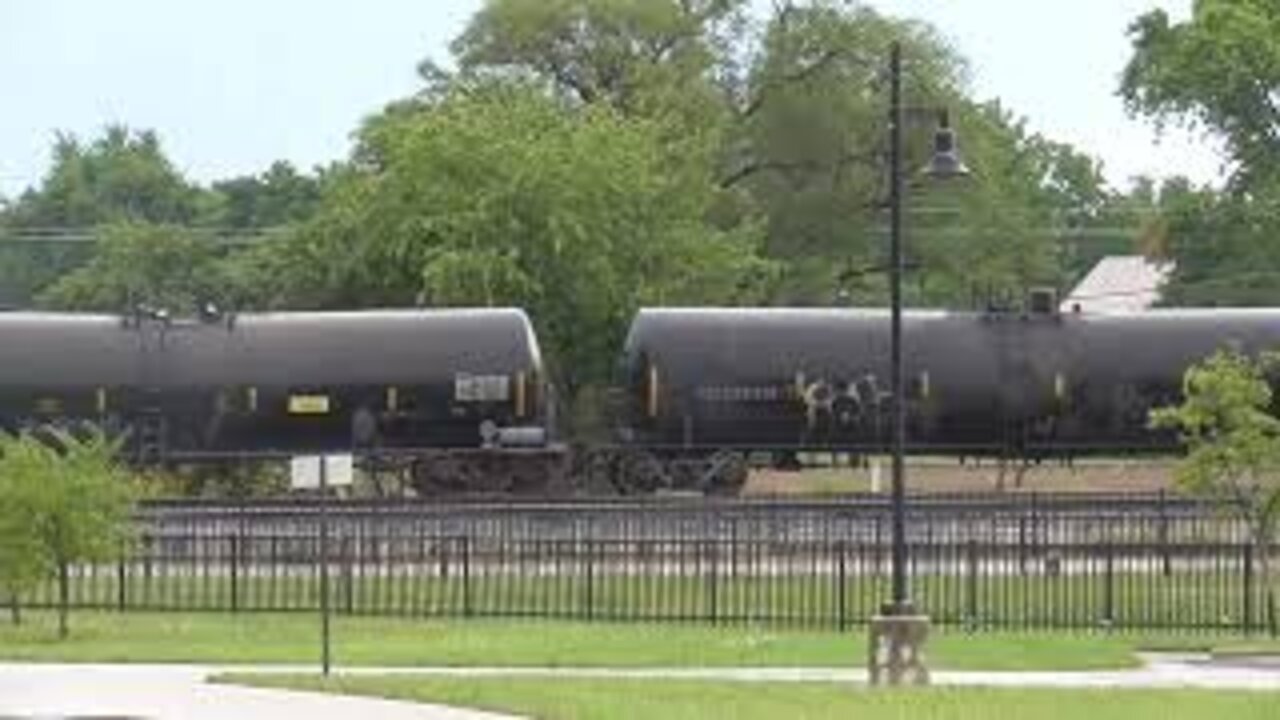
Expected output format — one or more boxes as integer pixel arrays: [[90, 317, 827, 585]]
[[1, 225, 1143, 246], [0, 227, 292, 246]]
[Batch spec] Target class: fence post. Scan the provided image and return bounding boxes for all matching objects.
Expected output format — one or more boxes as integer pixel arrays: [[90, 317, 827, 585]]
[[706, 539, 719, 624], [268, 536, 279, 611], [142, 533, 153, 608], [461, 535, 472, 618], [229, 533, 240, 614], [1158, 489, 1172, 577], [584, 539, 595, 622], [730, 523, 739, 583], [58, 562, 70, 637], [342, 535, 354, 615], [1017, 513, 1028, 576], [836, 540, 847, 631], [117, 534, 128, 612], [1031, 491, 1040, 551], [1103, 539, 1115, 629], [965, 538, 978, 630], [873, 514, 884, 587], [1269, 588, 1278, 639], [1243, 543, 1255, 636]]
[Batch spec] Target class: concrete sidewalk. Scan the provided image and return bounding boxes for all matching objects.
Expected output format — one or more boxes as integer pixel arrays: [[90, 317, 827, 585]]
[[235, 653, 1279, 690], [0, 663, 517, 720], [1, 654, 1276, 719]]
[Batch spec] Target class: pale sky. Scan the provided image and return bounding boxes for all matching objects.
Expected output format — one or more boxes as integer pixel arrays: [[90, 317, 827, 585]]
[[0, 0, 1216, 199]]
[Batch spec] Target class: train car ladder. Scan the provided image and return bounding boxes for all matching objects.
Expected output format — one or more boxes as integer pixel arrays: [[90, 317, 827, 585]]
[[135, 393, 168, 465]]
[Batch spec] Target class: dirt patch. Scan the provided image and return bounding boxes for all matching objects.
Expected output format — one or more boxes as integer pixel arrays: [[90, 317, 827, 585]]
[[745, 459, 1177, 496]]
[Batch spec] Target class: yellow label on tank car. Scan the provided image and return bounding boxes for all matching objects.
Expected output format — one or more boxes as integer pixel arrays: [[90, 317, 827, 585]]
[[34, 397, 62, 415], [288, 394, 331, 415]]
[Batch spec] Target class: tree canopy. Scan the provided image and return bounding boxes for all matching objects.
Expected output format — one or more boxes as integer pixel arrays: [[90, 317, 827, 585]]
[[6, 126, 198, 228], [446, 0, 744, 116], [207, 161, 324, 230], [240, 84, 770, 392], [1122, 0, 1280, 305], [36, 223, 233, 313], [1122, 0, 1280, 189]]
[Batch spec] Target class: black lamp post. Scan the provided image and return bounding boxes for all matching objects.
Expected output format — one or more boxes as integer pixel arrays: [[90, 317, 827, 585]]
[[885, 40, 969, 616]]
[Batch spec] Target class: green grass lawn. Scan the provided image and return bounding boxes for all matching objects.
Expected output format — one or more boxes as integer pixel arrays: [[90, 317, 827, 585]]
[[1, 610, 1275, 670], [0, 611, 1138, 669], [217, 676, 1280, 720]]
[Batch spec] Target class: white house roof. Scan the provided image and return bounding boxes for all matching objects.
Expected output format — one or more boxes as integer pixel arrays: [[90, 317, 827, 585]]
[[1061, 256, 1174, 314]]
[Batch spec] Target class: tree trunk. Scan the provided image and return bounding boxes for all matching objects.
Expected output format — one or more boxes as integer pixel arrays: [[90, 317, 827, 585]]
[[8, 593, 19, 626], [57, 562, 69, 640]]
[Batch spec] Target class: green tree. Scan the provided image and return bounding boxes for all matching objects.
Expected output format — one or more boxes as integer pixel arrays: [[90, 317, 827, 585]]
[[729, 2, 962, 303], [737, 3, 1114, 307], [241, 84, 770, 402], [444, 0, 744, 124], [0, 432, 135, 638], [37, 222, 234, 313], [0, 126, 206, 308], [899, 101, 1107, 307], [225, 164, 398, 310], [1151, 351, 1280, 635], [0, 459, 44, 624], [1122, 0, 1280, 189], [207, 161, 324, 230], [7, 126, 198, 228], [0, 232, 92, 309], [1121, 1, 1280, 305], [1146, 179, 1280, 306]]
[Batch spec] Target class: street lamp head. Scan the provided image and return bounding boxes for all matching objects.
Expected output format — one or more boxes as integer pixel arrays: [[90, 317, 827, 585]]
[[922, 113, 970, 180]]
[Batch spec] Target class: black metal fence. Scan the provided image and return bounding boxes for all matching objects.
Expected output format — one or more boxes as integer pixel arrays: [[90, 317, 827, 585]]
[[24, 492, 1277, 633]]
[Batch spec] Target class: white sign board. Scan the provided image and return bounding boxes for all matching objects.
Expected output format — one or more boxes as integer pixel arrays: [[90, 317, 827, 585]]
[[455, 373, 511, 402], [290, 454, 355, 489]]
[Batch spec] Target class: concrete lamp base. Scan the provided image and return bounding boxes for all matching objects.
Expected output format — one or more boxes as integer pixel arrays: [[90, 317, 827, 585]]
[[867, 614, 931, 686]]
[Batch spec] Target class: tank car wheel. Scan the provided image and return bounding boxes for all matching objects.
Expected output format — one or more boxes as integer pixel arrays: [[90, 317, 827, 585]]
[[701, 451, 749, 496], [410, 454, 470, 495], [616, 450, 670, 494], [409, 457, 446, 495], [569, 446, 618, 495], [26, 422, 68, 451], [833, 396, 860, 428], [476, 453, 514, 494]]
